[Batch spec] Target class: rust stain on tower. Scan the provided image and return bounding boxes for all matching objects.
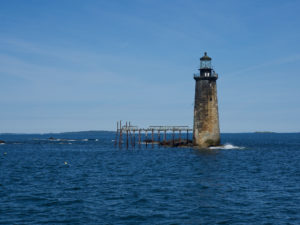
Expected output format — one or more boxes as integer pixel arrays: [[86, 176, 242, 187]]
[[193, 52, 220, 148]]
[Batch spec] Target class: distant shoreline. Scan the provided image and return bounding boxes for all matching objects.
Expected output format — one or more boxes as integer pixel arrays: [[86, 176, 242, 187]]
[[254, 131, 276, 133], [1, 131, 300, 135]]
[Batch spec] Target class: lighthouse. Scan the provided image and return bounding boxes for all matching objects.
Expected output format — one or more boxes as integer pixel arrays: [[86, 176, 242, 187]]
[[193, 52, 220, 147]]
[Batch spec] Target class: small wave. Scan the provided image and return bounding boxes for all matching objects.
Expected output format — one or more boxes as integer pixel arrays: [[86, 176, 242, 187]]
[[82, 139, 88, 141], [0, 143, 5, 145], [209, 143, 245, 150]]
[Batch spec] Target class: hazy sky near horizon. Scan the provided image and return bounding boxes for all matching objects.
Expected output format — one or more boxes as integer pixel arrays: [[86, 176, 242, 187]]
[[1, 0, 300, 133]]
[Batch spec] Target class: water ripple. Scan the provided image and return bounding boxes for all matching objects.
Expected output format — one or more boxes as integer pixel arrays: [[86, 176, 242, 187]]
[[0, 132, 299, 224]]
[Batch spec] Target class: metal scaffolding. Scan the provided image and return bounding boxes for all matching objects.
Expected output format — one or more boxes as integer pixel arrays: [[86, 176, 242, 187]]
[[115, 121, 193, 148]]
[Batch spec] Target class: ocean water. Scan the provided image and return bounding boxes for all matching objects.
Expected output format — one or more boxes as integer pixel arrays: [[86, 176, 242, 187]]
[[0, 132, 299, 224]]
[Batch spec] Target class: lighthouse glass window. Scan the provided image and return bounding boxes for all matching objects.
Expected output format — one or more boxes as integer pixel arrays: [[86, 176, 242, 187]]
[[200, 60, 211, 69]]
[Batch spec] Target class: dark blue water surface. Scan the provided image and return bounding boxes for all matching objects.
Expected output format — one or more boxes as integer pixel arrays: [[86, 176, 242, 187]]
[[0, 132, 300, 224]]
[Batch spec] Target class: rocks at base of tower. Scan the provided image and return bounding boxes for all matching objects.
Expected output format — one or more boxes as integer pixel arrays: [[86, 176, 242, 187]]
[[195, 138, 221, 148], [159, 139, 193, 147]]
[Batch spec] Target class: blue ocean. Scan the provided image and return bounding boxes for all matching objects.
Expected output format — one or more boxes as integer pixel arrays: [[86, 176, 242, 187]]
[[0, 132, 299, 224]]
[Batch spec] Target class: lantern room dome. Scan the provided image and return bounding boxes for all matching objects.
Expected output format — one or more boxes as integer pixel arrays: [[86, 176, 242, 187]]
[[200, 52, 211, 61]]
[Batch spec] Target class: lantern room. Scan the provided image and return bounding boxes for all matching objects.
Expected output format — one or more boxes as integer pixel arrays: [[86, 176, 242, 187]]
[[199, 52, 212, 78], [200, 52, 212, 69]]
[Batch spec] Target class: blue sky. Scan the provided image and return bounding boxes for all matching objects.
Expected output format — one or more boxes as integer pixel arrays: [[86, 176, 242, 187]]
[[1, 0, 300, 133]]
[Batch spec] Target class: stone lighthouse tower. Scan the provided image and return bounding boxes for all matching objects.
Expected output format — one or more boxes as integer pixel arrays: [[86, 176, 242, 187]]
[[193, 52, 220, 147]]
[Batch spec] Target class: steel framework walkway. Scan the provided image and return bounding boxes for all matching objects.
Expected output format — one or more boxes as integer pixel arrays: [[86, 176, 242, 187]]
[[114, 121, 193, 148]]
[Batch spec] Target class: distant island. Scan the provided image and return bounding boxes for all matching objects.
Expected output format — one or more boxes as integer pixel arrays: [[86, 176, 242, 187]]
[[254, 131, 276, 133]]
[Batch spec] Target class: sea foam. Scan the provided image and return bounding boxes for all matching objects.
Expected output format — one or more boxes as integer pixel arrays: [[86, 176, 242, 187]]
[[209, 143, 245, 150]]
